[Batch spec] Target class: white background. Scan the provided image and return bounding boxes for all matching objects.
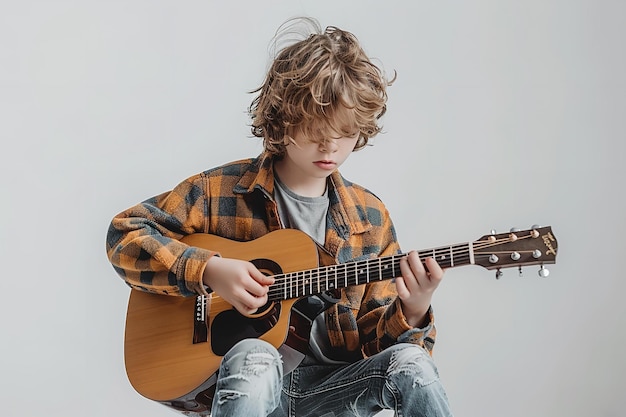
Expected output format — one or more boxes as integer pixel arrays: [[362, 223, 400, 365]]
[[1, 1, 624, 416]]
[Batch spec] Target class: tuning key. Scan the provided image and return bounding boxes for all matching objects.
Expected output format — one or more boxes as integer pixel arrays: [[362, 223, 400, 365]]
[[538, 266, 550, 277], [531, 225, 541, 238], [518, 266, 523, 277], [495, 269, 503, 279]]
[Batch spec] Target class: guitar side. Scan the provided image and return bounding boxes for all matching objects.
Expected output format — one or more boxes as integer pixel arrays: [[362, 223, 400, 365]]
[[124, 229, 322, 401]]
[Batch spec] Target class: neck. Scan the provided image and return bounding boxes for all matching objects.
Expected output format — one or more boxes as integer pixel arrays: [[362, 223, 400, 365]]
[[267, 241, 475, 302]]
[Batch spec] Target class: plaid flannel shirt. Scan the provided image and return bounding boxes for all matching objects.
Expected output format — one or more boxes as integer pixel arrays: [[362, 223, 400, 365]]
[[107, 154, 436, 357]]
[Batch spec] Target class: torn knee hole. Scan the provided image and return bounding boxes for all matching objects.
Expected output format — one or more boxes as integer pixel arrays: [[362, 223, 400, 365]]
[[216, 389, 250, 405]]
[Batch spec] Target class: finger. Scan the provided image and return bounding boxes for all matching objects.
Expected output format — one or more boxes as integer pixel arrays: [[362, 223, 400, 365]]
[[406, 251, 427, 276], [244, 279, 268, 297], [399, 256, 417, 290], [403, 251, 427, 288], [424, 258, 444, 281], [238, 290, 268, 311], [244, 268, 272, 297], [251, 267, 275, 286], [238, 303, 259, 316], [394, 276, 411, 299]]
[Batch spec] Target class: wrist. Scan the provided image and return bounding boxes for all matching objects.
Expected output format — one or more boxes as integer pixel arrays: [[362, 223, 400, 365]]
[[201, 255, 219, 288], [402, 303, 431, 328]]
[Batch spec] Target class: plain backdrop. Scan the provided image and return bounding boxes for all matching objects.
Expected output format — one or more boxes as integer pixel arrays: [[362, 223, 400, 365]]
[[1, 1, 624, 416]]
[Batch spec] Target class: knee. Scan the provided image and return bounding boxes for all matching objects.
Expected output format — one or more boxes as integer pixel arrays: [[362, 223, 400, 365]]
[[220, 339, 282, 379], [385, 343, 440, 389], [213, 340, 283, 413]]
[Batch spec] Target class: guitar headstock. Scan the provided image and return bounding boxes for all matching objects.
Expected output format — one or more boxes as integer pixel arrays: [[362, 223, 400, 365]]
[[473, 225, 557, 278]]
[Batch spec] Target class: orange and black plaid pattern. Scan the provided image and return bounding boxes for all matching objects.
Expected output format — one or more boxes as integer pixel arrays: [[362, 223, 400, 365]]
[[106, 154, 436, 357]]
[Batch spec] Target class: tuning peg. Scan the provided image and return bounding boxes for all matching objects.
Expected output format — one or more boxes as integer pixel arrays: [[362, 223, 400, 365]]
[[538, 266, 550, 277], [495, 269, 503, 279], [491, 229, 496, 235], [530, 225, 541, 238], [510, 227, 520, 232], [518, 266, 523, 277]]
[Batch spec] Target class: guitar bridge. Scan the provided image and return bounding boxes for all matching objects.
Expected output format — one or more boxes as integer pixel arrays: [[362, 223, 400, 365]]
[[193, 295, 208, 344]]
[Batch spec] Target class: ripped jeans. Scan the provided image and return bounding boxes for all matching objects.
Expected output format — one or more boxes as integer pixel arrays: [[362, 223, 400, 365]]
[[211, 339, 452, 417]]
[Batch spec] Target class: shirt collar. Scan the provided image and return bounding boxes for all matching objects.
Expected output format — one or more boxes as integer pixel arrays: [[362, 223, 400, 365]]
[[233, 153, 372, 235]]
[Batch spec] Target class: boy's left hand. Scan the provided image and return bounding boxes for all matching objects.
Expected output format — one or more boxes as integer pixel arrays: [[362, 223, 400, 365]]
[[395, 251, 445, 328]]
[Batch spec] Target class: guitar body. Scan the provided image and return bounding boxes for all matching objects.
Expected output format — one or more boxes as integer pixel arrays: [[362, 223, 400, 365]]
[[124, 229, 322, 402]]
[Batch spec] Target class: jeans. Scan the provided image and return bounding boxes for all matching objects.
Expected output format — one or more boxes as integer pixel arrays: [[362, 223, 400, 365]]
[[211, 339, 453, 417]]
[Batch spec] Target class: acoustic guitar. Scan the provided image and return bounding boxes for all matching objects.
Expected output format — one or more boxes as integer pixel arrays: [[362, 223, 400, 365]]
[[124, 226, 558, 402]]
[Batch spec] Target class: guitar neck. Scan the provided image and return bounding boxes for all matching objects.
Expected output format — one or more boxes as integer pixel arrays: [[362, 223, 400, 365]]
[[267, 242, 472, 302]]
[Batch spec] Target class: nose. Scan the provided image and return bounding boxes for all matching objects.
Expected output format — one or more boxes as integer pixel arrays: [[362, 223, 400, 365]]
[[319, 138, 338, 153]]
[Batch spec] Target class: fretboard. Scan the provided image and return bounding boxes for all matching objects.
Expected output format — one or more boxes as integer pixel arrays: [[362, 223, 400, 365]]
[[267, 242, 473, 302]]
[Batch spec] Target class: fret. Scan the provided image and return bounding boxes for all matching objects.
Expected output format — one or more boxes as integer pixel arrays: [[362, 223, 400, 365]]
[[435, 247, 446, 267], [384, 257, 396, 280], [358, 261, 367, 285], [298, 271, 303, 296]]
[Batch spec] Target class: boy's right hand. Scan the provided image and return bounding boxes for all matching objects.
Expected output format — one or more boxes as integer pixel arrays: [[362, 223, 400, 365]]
[[201, 256, 275, 315]]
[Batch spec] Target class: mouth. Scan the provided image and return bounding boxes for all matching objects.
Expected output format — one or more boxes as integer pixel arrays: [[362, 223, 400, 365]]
[[314, 160, 336, 170]]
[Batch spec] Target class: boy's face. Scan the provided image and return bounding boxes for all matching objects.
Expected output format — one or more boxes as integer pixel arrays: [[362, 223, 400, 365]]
[[282, 128, 360, 181]]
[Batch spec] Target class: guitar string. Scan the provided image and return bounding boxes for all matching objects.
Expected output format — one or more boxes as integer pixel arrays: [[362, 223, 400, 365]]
[[266, 233, 539, 299], [266, 234, 536, 297]]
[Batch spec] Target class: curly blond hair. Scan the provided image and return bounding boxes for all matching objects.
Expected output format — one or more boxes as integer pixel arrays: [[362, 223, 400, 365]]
[[249, 18, 393, 156]]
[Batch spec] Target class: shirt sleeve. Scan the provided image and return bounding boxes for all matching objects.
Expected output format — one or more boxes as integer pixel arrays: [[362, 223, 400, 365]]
[[105, 173, 216, 296]]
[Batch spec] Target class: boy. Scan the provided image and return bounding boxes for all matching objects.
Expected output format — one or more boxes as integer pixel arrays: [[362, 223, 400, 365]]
[[107, 18, 453, 417]]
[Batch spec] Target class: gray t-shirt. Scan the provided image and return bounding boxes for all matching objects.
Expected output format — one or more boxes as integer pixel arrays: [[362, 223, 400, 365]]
[[273, 175, 328, 245]]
